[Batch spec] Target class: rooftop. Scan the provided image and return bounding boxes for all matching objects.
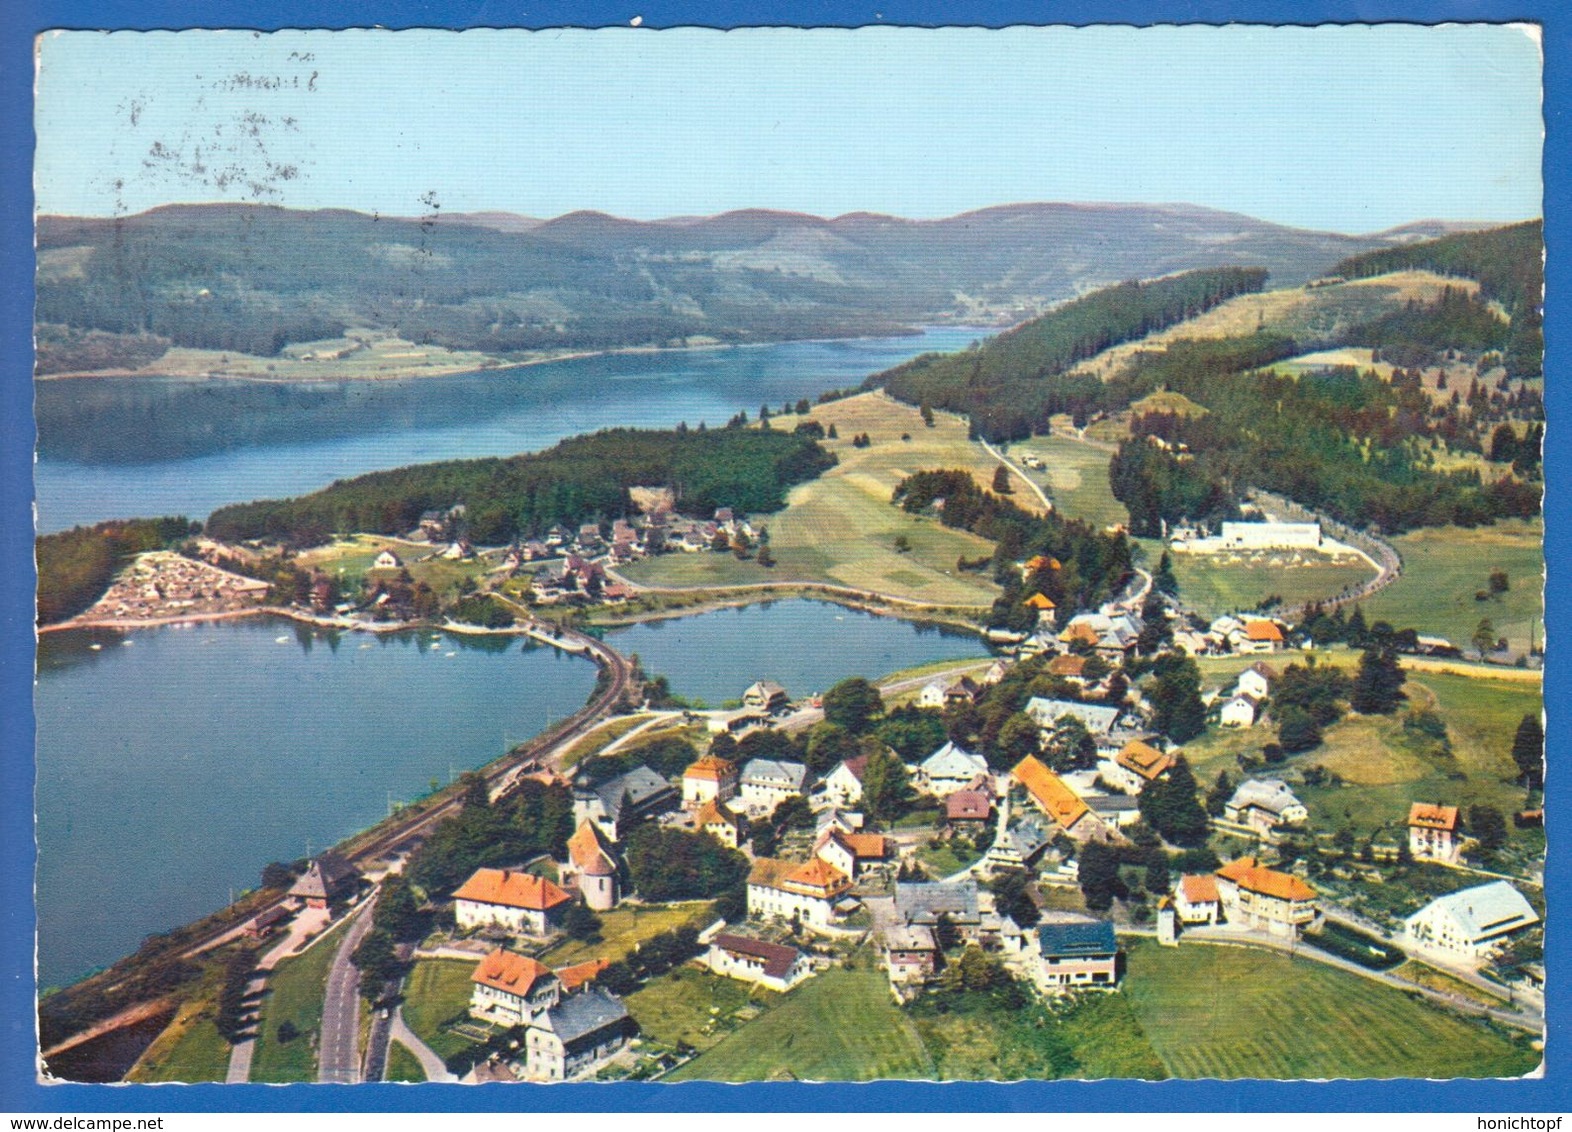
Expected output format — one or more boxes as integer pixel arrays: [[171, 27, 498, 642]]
[[1036, 919, 1118, 958], [453, 867, 572, 911], [1216, 858, 1316, 903], [712, 933, 802, 980]]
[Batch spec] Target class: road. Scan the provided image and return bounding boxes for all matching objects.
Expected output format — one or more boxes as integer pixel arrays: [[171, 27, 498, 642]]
[[980, 439, 1054, 514], [317, 897, 378, 1084], [224, 905, 332, 1083]]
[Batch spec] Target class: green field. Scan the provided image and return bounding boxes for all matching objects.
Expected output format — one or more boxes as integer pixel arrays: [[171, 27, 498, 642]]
[[910, 988, 1167, 1081], [558, 714, 654, 769], [1363, 520, 1543, 656], [539, 901, 713, 969], [915, 838, 984, 880], [1157, 543, 1377, 620], [1007, 434, 1130, 530], [295, 534, 501, 599], [249, 917, 354, 1083], [400, 960, 483, 1064], [384, 1039, 427, 1082], [126, 963, 232, 1083], [665, 964, 935, 1081], [621, 393, 1006, 607], [1122, 940, 1537, 1079], [625, 967, 761, 1053]]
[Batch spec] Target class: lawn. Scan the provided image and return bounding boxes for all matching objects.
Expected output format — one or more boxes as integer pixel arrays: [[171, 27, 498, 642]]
[[249, 916, 354, 1083], [127, 961, 232, 1083], [625, 966, 761, 1053], [1363, 519, 1543, 656], [538, 901, 714, 969], [384, 1039, 427, 1082], [1121, 939, 1537, 1079], [400, 960, 483, 1065], [1394, 960, 1510, 1008], [915, 838, 984, 881], [621, 393, 1006, 608], [296, 534, 500, 598], [665, 963, 935, 1082], [910, 987, 1167, 1081]]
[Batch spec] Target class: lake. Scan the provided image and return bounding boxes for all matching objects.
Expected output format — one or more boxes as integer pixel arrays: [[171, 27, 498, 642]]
[[605, 599, 990, 707], [34, 328, 984, 532], [34, 600, 990, 987]]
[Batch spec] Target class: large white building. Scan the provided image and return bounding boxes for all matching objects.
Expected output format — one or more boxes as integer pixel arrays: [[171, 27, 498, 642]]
[[1404, 881, 1540, 959], [1175, 520, 1322, 554], [746, 856, 855, 929], [468, 949, 635, 1081], [738, 758, 810, 813], [453, 868, 573, 936], [916, 741, 991, 797]]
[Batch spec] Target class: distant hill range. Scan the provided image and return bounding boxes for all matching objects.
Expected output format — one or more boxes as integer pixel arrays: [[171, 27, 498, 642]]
[[34, 201, 1499, 373]]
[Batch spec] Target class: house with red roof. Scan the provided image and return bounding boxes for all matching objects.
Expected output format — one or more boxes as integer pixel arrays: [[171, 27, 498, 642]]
[[746, 856, 855, 930], [453, 867, 573, 937], [1407, 802, 1462, 864], [1173, 873, 1221, 925], [682, 755, 740, 809], [813, 827, 890, 879], [1215, 858, 1320, 938]]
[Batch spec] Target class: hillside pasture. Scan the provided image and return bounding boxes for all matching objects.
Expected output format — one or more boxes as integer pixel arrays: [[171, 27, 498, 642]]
[[621, 393, 1007, 607], [1363, 519, 1543, 656]]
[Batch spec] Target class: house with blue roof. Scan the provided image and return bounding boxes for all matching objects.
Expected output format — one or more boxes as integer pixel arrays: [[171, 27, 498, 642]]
[[1032, 918, 1120, 991]]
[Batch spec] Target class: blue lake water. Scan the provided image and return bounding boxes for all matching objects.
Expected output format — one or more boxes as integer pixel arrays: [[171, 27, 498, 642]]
[[606, 599, 989, 707], [34, 328, 985, 532], [34, 600, 989, 987]]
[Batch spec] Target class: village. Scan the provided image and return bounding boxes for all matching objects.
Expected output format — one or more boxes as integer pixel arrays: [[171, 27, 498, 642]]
[[206, 521, 1543, 1085]]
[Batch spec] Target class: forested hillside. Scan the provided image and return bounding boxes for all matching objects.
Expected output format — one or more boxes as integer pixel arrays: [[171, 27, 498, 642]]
[[871, 267, 1270, 439], [37, 517, 195, 624], [35, 202, 1397, 374], [204, 427, 835, 547], [1335, 220, 1543, 377]]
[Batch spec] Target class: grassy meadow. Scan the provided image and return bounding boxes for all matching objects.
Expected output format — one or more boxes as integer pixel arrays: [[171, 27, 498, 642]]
[[620, 393, 1009, 607], [126, 961, 232, 1083], [400, 959, 482, 1065], [249, 917, 354, 1083], [1363, 520, 1543, 655], [537, 901, 714, 969]]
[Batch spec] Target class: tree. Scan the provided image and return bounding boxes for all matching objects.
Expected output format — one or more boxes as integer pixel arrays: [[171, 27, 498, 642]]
[[996, 712, 1043, 765], [1468, 805, 1508, 853], [756, 545, 775, 568], [1488, 569, 1510, 595], [1205, 770, 1235, 817], [859, 746, 915, 820], [562, 902, 603, 943], [1153, 551, 1178, 596], [1078, 841, 1125, 911], [1148, 655, 1207, 742], [1349, 647, 1404, 714], [1511, 713, 1544, 788], [260, 861, 297, 890], [623, 825, 749, 901], [1275, 704, 1322, 753], [1473, 617, 1498, 657], [374, 873, 425, 942], [893, 534, 912, 553], [991, 465, 1013, 494], [350, 928, 400, 997], [821, 677, 882, 732], [1136, 756, 1209, 846]]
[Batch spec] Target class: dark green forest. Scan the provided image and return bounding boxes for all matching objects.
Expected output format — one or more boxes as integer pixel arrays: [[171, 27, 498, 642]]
[[205, 427, 835, 546]]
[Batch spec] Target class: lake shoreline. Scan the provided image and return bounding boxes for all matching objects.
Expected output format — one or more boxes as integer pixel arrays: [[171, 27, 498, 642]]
[[33, 323, 961, 385]]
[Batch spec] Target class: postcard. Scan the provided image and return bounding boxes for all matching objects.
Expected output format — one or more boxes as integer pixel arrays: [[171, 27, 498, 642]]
[[25, 20, 1546, 1092]]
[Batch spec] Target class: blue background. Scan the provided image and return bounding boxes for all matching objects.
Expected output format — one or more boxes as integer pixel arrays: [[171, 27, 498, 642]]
[[0, 0, 1563, 1114]]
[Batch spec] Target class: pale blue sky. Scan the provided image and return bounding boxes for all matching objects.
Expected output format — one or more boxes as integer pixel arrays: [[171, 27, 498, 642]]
[[34, 24, 1542, 233]]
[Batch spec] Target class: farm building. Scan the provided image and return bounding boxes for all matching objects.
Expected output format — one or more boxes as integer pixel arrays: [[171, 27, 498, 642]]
[[1404, 881, 1539, 959]]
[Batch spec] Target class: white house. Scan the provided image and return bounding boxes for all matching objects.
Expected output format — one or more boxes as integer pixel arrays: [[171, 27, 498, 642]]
[[746, 857, 854, 930], [1235, 661, 1278, 702], [1224, 778, 1308, 834], [1218, 694, 1261, 729], [916, 741, 991, 797], [1404, 881, 1539, 960], [738, 758, 810, 813], [1025, 697, 1121, 738], [704, 934, 814, 992], [820, 754, 870, 808], [1217, 520, 1321, 550], [917, 679, 950, 710], [742, 681, 790, 712], [682, 756, 739, 809], [373, 549, 403, 570], [452, 868, 573, 936], [1173, 873, 1221, 925]]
